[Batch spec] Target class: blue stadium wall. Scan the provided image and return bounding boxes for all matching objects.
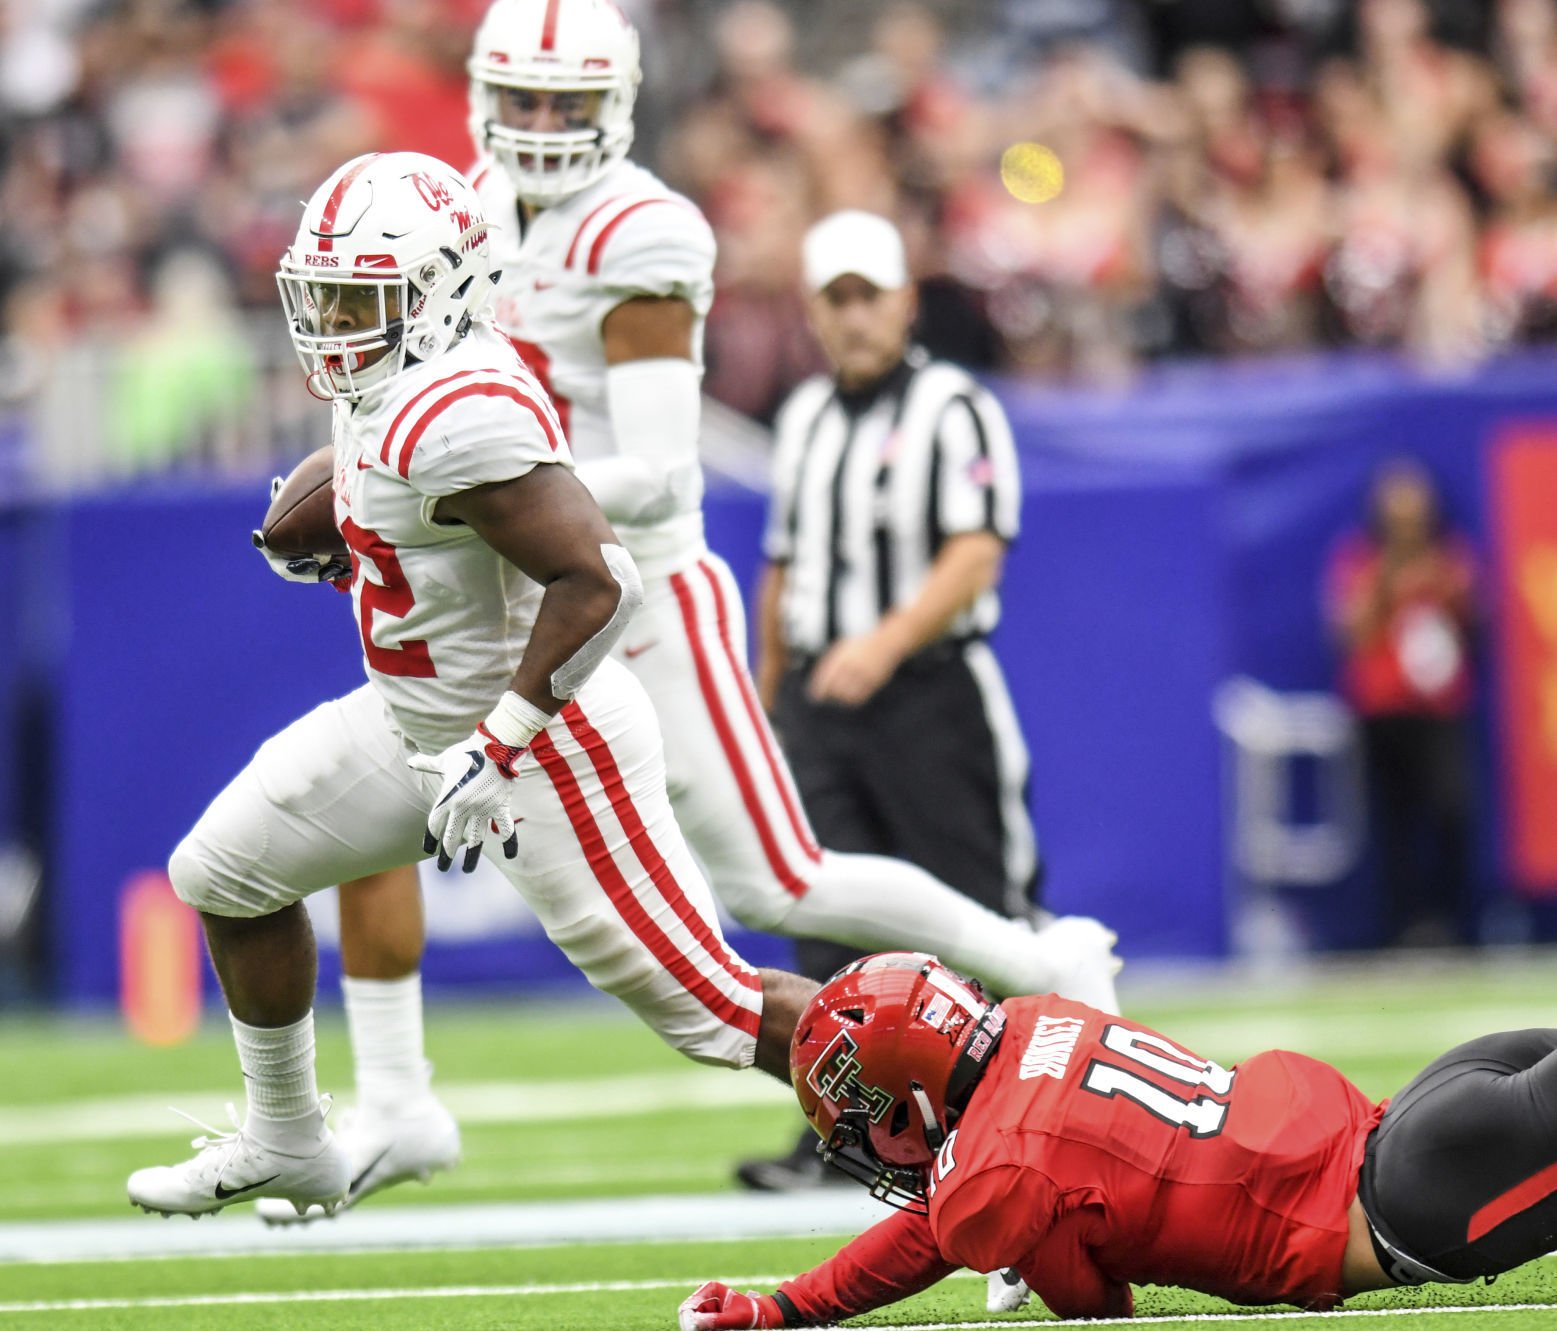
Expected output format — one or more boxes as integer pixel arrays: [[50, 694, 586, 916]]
[[5, 350, 1557, 1006]]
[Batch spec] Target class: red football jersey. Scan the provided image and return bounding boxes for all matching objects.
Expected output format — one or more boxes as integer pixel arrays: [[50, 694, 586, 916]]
[[778, 995, 1385, 1323]]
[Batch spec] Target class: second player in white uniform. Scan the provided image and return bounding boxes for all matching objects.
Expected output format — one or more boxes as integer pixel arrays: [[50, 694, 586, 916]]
[[127, 151, 817, 1220], [257, 0, 1121, 1223]]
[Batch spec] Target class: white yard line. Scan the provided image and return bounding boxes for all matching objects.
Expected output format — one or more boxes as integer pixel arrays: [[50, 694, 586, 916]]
[[878, 1310, 1557, 1329], [0, 1191, 894, 1264], [0, 1279, 1548, 1322], [0, 1069, 791, 1147]]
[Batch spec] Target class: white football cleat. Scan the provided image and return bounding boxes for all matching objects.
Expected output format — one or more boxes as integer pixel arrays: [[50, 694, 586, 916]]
[[128, 1102, 350, 1218], [255, 1098, 461, 1226], [1023, 914, 1123, 1014], [987, 1267, 1032, 1312]]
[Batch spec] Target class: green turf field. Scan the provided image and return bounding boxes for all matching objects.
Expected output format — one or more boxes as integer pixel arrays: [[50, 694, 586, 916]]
[[3, 952, 1557, 1328]]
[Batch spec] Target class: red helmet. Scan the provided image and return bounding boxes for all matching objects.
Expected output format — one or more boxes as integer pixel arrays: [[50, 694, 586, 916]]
[[790, 952, 1007, 1211]]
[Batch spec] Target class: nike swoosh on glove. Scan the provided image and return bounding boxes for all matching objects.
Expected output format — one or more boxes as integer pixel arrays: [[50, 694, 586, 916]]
[[678, 1281, 786, 1330], [407, 726, 526, 872]]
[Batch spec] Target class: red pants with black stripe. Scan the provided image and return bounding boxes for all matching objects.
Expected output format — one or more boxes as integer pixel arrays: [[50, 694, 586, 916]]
[[169, 659, 763, 1069], [1360, 1028, 1557, 1283]]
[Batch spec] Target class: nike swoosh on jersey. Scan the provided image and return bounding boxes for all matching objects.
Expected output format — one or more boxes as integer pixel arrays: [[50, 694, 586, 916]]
[[356, 457, 374, 469], [533, 278, 557, 290], [623, 641, 658, 659], [213, 1174, 280, 1201]]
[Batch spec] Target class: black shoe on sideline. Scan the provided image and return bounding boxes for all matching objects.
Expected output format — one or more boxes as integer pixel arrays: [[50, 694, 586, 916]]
[[734, 1129, 853, 1192]]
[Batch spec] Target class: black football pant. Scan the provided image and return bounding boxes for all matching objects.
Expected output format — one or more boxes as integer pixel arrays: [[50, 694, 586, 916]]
[[1359, 1028, 1557, 1284], [773, 639, 1041, 985]]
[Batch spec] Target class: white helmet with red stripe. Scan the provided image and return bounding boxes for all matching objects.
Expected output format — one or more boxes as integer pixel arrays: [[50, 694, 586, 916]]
[[467, 0, 641, 208], [276, 151, 495, 401]]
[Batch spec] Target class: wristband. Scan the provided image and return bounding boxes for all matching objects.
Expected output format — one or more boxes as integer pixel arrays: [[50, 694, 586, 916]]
[[483, 691, 552, 748]]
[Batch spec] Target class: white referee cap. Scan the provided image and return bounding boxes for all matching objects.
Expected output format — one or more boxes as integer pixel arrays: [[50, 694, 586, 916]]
[[802, 210, 909, 293]]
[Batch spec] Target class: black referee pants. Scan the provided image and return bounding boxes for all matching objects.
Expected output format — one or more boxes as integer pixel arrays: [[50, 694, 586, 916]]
[[774, 640, 1040, 984]]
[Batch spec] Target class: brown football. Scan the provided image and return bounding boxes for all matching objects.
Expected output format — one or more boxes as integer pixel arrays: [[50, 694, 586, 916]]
[[261, 446, 345, 559]]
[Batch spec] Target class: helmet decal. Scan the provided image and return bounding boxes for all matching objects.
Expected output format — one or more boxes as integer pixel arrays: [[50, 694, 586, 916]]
[[788, 952, 1007, 1212], [277, 153, 495, 401], [805, 1030, 895, 1124]]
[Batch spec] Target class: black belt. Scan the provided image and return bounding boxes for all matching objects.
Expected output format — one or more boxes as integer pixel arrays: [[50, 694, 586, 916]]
[[788, 633, 985, 675]]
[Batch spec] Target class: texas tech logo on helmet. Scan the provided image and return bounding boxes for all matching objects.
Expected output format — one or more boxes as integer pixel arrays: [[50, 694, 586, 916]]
[[805, 1029, 895, 1125]]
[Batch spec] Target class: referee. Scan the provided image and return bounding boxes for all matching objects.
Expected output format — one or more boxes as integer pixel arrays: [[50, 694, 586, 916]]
[[739, 212, 1040, 1191], [758, 208, 1038, 933]]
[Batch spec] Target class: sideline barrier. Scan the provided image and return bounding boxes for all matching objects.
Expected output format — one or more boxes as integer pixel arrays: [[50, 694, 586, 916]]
[[8, 350, 1557, 1003]]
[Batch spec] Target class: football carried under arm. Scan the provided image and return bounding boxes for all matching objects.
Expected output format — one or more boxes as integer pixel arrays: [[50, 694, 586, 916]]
[[253, 447, 350, 586], [411, 464, 643, 871], [571, 295, 702, 526]]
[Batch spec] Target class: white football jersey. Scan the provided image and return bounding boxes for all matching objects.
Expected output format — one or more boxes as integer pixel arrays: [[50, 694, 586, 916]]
[[475, 158, 715, 572], [330, 321, 572, 753]]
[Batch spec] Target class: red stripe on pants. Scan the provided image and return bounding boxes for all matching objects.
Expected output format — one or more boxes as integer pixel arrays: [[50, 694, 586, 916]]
[[698, 558, 822, 862], [559, 704, 761, 1003], [531, 724, 760, 1039], [669, 569, 813, 898], [1467, 1158, 1557, 1243]]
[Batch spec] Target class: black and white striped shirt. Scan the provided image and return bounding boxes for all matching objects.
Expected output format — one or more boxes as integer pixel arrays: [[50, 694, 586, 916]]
[[763, 349, 1022, 655]]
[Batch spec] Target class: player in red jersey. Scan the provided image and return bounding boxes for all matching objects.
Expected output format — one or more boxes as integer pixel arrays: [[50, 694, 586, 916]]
[[681, 952, 1557, 1326]]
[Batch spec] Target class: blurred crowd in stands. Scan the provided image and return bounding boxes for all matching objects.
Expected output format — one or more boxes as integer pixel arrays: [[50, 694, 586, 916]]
[[3, 0, 1557, 446]]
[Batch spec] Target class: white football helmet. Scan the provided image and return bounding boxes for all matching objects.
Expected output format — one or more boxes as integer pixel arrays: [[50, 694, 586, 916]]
[[467, 0, 641, 208], [276, 152, 495, 401]]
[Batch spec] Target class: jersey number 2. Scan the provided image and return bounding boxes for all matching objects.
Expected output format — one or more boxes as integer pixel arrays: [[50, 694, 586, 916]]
[[1080, 1024, 1235, 1138], [339, 517, 437, 679]]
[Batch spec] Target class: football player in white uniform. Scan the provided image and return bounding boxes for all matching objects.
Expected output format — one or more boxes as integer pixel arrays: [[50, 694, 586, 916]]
[[255, 0, 1121, 1223], [127, 150, 817, 1219]]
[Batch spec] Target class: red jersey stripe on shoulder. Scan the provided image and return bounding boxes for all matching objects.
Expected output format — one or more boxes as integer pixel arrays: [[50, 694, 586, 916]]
[[563, 195, 629, 270], [378, 368, 489, 467], [395, 380, 561, 478], [317, 155, 376, 253], [586, 198, 681, 276]]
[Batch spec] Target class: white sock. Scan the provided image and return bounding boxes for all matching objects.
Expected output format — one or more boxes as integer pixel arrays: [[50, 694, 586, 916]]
[[230, 1010, 324, 1147], [342, 973, 433, 1116], [790, 851, 1113, 1002]]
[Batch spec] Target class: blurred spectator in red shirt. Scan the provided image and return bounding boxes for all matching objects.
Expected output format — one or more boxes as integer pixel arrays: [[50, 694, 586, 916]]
[[1325, 459, 1479, 945]]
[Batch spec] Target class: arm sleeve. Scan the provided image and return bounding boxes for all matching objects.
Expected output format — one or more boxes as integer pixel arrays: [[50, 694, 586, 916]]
[[1020, 1204, 1134, 1321], [774, 1207, 957, 1325], [931, 388, 1021, 542], [405, 375, 570, 498], [579, 356, 703, 524]]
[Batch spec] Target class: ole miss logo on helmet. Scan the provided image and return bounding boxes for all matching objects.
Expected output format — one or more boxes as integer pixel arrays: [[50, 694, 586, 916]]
[[806, 1030, 895, 1124]]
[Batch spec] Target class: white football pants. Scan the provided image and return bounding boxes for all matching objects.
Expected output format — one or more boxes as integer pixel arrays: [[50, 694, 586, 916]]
[[169, 661, 761, 1068], [621, 553, 1117, 1006]]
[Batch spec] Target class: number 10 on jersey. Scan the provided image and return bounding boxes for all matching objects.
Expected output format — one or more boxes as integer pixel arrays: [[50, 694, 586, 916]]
[[1081, 1023, 1236, 1137]]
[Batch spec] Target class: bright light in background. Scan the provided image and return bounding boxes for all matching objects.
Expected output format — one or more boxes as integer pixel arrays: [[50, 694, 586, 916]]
[[1000, 142, 1065, 203]]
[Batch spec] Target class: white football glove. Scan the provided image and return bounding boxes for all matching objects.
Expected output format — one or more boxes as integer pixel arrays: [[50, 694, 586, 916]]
[[253, 476, 351, 586], [407, 727, 525, 873]]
